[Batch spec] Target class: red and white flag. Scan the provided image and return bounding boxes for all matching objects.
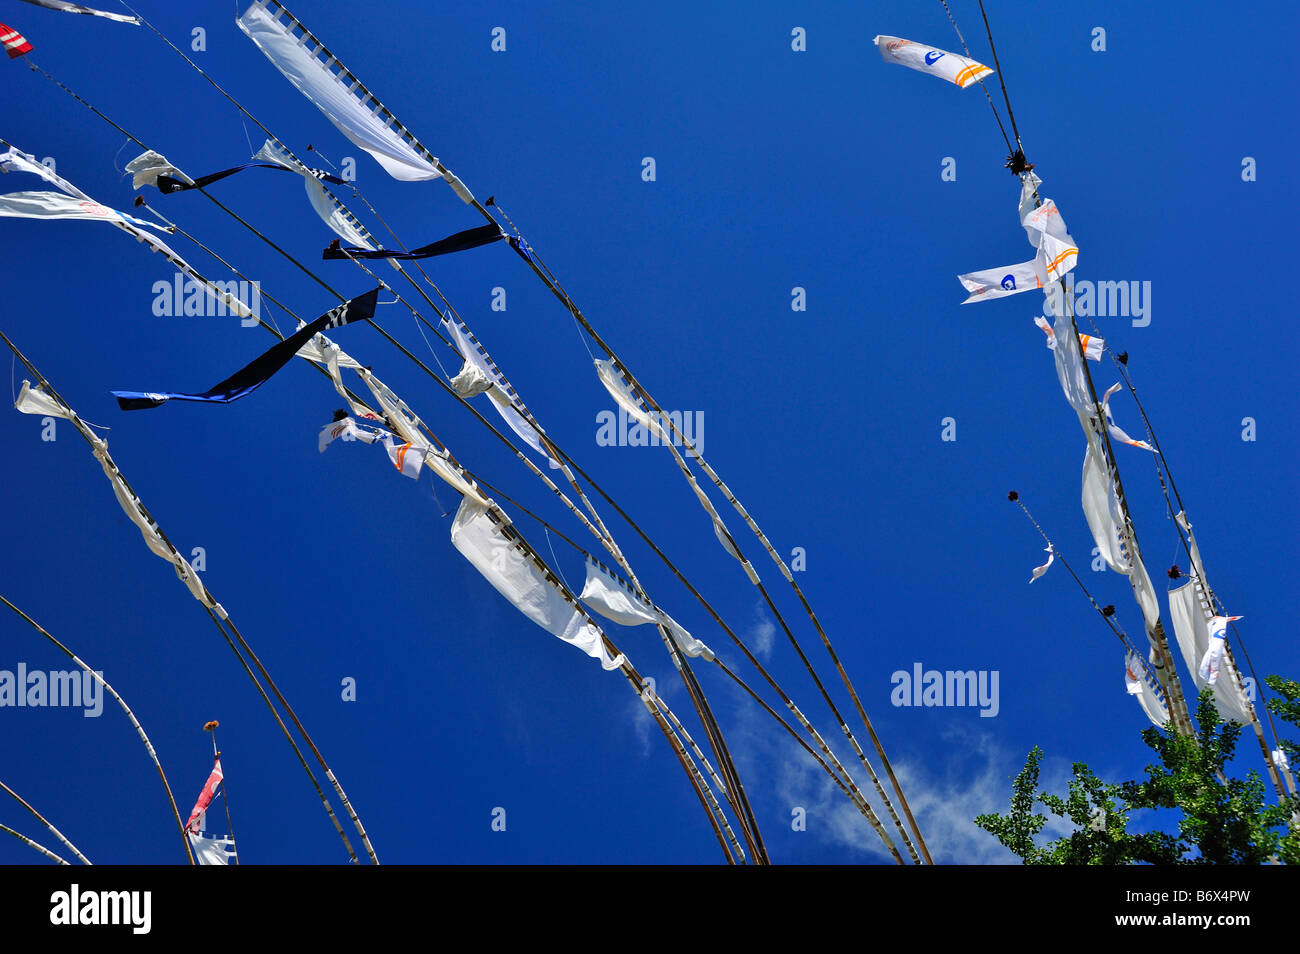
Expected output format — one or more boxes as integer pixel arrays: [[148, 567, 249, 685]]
[[1, 24, 33, 58], [186, 758, 223, 833]]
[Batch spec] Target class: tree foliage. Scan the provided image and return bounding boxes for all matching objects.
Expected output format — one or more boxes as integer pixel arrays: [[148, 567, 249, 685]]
[[976, 687, 1300, 864]]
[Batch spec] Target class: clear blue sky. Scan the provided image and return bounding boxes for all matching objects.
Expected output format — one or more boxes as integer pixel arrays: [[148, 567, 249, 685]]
[[0, 0, 1296, 864]]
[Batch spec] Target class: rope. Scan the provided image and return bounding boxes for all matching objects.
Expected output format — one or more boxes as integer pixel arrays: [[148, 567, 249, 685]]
[[976, 0, 1024, 152], [938, 0, 1012, 154]]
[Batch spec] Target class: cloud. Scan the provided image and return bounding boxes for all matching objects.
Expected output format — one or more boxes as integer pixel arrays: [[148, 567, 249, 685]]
[[766, 721, 1077, 864]]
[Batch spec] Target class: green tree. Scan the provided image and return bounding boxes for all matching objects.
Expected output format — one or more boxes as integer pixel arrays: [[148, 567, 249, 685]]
[[976, 688, 1299, 864]]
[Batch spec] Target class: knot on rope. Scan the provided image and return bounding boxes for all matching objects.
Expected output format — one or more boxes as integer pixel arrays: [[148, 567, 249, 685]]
[[1117, 351, 1129, 366], [1007, 490, 1019, 501], [1005, 150, 1034, 175], [1101, 605, 1116, 617]]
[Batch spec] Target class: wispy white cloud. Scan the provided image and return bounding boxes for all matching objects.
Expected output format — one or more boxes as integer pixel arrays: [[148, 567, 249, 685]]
[[753, 716, 1078, 864]]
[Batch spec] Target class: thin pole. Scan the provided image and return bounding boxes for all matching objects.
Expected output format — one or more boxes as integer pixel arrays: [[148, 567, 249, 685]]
[[206, 722, 238, 864], [0, 593, 194, 864], [0, 778, 89, 865], [0, 823, 70, 865]]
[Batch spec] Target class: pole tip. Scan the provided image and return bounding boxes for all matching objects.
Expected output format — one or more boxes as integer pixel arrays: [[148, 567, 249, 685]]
[[203, 720, 219, 732], [1007, 490, 1019, 501], [1101, 605, 1115, 617]]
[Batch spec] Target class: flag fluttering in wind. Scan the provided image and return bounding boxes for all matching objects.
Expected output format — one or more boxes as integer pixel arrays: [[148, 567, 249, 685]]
[[1029, 546, 1054, 583], [0, 146, 258, 321], [579, 559, 713, 660], [322, 223, 504, 261], [16, 0, 138, 24], [185, 757, 236, 865], [1198, 615, 1243, 686], [1167, 580, 1251, 723], [238, 0, 441, 182], [1034, 316, 1103, 360], [450, 496, 626, 671], [959, 260, 1042, 303], [1101, 383, 1154, 452], [185, 758, 224, 834], [873, 35, 993, 88], [1125, 652, 1170, 729], [111, 288, 380, 410], [1, 23, 33, 58]]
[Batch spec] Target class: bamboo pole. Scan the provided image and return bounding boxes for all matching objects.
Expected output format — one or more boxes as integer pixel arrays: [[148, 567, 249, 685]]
[[0, 593, 194, 864]]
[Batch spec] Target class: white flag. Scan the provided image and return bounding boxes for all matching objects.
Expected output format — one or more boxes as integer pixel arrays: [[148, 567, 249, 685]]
[[450, 496, 625, 670], [317, 416, 381, 453], [959, 259, 1042, 303], [1029, 546, 1054, 582], [874, 35, 993, 88], [1198, 615, 1242, 685], [381, 434, 424, 479], [1034, 316, 1103, 360], [1101, 383, 1154, 451], [238, 1, 441, 182]]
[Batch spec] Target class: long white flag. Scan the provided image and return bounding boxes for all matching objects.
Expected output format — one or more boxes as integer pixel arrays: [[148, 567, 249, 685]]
[[873, 35, 993, 88], [238, 1, 441, 182]]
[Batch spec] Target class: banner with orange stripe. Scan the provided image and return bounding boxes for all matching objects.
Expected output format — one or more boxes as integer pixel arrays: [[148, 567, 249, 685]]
[[873, 35, 994, 89]]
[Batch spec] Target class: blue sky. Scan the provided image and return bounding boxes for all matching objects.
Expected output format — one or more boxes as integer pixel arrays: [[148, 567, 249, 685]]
[[0, 0, 1296, 865]]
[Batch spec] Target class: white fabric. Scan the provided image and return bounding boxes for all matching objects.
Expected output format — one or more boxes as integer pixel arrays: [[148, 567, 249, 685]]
[[594, 358, 662, 435], [449, 360, 493, 398], [124, 150, 192, 191], [579, 560, 660, 628], [1034, 316, 1103, 360], [1199, 615, 1242, 686], [593, 358, 752, 579], [1274, 749, 1292, 772], [1101, 383, 1154, 451], [1029, 546, 1054, 582], [1125, 651, 1170, 729], [295, 332, 363, 370], [14, 380, 72, 420], [1168, 581, 1251, 723], [380, 434, 424, 479], [577, 560, 714, 661], [1022, 200, 1079, 283], [13, 382, 214, 608], [1081, 445, 1131, 574], [317, 416, 381, 453], [253, 140, 375, 249], [17, 0, 138, 22], [355, 367, 487, 497], [0, 190, 165, 231], [450, 496, 625, 670], [873, 35, 993, 88], [1049, 314, 1096, 417], [187, 832, 236, 866], [959, 259, 1042, 303], [238, 2, 441, 182], [1018, 173, 1044, 246], [0, 147, 256, 321], [442, 317, 550, 460], [1129, 554, 1162, 647]]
